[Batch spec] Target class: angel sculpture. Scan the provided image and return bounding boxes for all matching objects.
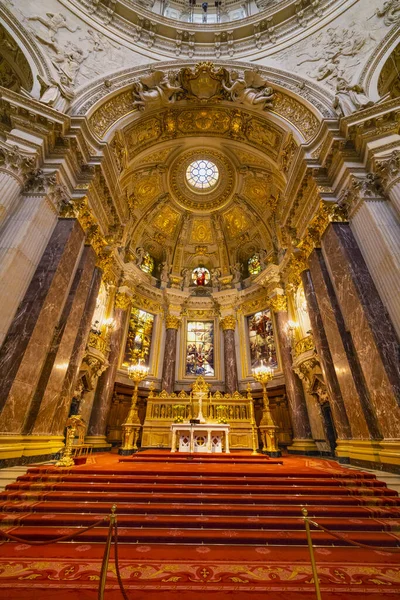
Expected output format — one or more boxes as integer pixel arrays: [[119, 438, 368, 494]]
[[181, 268, 191, 289], [132, 71, 183, 111], [223, 71, 274, 111], [230, 262, 242, 284], [160, 261, 170, 284], [134, 246, 145, 267]]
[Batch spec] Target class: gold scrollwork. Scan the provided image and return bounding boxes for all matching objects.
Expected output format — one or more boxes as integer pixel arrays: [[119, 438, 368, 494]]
[[220, 315, 236, 331], [269, 295, 288, 313]]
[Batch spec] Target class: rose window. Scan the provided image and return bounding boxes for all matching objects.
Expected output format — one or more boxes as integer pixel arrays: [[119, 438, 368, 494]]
[[186, 160, 219, 190]]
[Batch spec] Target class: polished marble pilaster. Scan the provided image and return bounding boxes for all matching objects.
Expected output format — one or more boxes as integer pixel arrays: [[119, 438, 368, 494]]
[[0, 192, 58, 344], [0, 219, 85, 434], [88, 305, 130, 447], [0, 171, 21, 227], [272, 306, 316, 452], [308, 248, 379, 442], [301, 269, 352, 441], [350, 199, 400, 336], [28, 247, 99, 436], [321, 223, 400, 439]]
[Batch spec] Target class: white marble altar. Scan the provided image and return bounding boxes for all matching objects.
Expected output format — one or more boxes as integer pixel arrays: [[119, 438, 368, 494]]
[[170, 423, 230, 453]]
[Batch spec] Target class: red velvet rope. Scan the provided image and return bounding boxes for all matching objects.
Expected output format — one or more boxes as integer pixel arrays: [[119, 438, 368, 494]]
[[0, 516, 107, 545], [309, 519, 400, 553]]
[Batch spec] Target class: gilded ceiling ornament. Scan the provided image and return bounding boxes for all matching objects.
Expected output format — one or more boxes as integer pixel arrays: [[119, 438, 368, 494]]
[[223, 205, 251, 239], [90, 90, 135, 137], [269, 295, 288, 313], [190, 219, 213, 244], [243, 176, 270, 207], [132, 173, 162, 206], [152, 205, 181, 234], [273, 92, 319, 142], [220, 315, 236, 331], [140, 148, 173, 165]]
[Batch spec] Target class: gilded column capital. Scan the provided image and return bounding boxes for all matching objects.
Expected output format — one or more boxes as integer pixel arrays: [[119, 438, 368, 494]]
[[269, 295, 288, 313], [165, 315, 181, 330], [220, 315, 236, 331], [115, 292, 132, 311]]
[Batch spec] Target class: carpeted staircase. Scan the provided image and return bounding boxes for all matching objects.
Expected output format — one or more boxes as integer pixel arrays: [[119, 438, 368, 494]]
[[1, 451, 400, 546], [0, 451, 399, 599]]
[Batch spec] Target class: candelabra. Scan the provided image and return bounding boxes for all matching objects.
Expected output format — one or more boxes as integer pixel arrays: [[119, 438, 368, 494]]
[[252, 362, 281, 456], [119, 362, 149, 455]]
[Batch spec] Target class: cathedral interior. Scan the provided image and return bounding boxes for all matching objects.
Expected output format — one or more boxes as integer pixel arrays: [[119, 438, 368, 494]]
[[0, 0, 400, 598]]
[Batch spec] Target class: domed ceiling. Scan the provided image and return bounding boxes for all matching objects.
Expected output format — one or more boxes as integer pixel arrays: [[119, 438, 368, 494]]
[[112, 99, 289, 286]]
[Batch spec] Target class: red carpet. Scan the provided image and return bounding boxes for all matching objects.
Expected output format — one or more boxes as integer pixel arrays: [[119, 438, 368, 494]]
[[0, 451, 399, 599]]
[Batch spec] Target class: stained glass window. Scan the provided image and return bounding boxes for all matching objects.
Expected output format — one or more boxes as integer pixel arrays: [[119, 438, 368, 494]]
[[185, 321, 215, 377], [186, 160, 219, 190], [248, 309, 278, 369], [248, 253, 262, 275], [122, 308, 154, 367], [192, 266, 210, 286], [140, 251, 154, 275]]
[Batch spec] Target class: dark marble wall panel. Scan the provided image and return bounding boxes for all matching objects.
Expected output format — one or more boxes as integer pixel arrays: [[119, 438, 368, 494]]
[[309, 248, 379, 440], [274, 310, 313, 440], [161, 327, 178, 394], [322, 223, 400, 439], [0, 219, 85, 433], [88, 306, 129, 438], [29, 247, 99, 435], [301, 269, 352, 440], [223, 329, 238, 394]]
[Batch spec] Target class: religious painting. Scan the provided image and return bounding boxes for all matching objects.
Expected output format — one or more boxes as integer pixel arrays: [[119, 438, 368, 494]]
[[192, 266, 210, 286], [248, 309, 278, 369], [122, 308, 154, 367], [185, 321, 215, 377]]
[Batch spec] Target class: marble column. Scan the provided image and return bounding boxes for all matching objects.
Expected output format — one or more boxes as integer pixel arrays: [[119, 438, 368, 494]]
[[321, 222, 400, 441], [0, 219, 85, 434], [87, 291, 132, 448], [161, 315, 181, 394], [270, 295, 317, 455], [28, 248, 102, 436], [308, 248, 379, 445], [301, 269, 352, 441], [220, 315, 238, 394]]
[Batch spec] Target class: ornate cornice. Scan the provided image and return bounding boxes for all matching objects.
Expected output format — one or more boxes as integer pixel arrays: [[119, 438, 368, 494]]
[[115, 291, 132, 311]]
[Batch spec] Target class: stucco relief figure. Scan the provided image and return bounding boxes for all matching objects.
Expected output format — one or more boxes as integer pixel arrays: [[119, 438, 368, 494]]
[[230, 262, 242, 284], [222, 71, 274, 111], [160, 261, 170, 284], [211, 267, 221, 289], [181, 268, 191, 289], [376, 1, 400, 25], [132, 71, 183, 111], [333, 77, 374, 116], [28, 13, 80, 43]]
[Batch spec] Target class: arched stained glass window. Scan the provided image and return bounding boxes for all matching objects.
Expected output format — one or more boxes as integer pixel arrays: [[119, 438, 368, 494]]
[[192, 267, 210, 286], [140, 251, 154, 275]]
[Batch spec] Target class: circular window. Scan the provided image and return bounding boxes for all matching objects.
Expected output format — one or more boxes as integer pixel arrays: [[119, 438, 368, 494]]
[[186, 160, 219, 190]]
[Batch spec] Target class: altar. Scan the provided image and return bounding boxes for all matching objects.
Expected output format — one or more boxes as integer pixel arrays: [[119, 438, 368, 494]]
[[171, 422, 230, 453]]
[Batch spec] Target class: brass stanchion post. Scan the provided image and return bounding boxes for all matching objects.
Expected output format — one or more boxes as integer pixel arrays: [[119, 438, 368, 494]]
[[98, 504, 117, 600], [302, 508, 322, 600]]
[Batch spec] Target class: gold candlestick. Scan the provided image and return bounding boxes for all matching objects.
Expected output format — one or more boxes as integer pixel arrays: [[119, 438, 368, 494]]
[[119, 362, 149, 455]]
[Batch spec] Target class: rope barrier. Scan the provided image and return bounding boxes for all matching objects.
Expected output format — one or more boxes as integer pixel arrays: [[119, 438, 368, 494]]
[[0, 516, 107, 545], [307, 516, 400, 553]]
